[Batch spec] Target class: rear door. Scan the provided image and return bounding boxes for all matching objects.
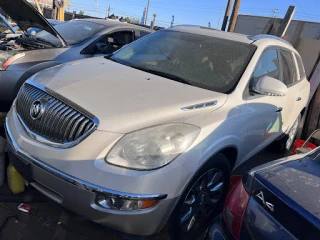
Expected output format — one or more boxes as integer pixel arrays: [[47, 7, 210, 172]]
[[293, 53, 310, 114], [278, 49, 301, 132]]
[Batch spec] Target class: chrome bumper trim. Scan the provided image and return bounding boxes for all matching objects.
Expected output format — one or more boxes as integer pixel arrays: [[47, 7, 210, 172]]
[[5, 118, 167, 201]]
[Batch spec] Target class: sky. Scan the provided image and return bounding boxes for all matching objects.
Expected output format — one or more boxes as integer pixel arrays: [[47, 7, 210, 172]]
[[67, 0, 320, 28]]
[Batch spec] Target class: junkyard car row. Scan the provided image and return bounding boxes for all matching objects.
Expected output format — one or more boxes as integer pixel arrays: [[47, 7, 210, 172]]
[[0, 0, 315, 239]]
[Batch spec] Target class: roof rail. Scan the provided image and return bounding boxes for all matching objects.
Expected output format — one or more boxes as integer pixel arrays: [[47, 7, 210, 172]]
[[171, 25, 217, 30], [248, 34, 292, 46], [171, 25, 201, 28]]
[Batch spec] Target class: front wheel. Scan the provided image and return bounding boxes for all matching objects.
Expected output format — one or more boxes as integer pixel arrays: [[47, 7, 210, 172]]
[[168, 153, 231, 240]]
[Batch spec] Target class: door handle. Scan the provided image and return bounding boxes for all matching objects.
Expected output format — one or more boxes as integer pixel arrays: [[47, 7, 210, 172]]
[[276, 107, 283, 112], [296, 97, 302, 101]]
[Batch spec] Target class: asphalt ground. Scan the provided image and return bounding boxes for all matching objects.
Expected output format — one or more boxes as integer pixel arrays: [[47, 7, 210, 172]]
[[0, 121, 288, 240]]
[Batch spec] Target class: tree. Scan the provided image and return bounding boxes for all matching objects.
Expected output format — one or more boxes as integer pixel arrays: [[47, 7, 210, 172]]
[[124, 16, 140, 24], [79, 10, 84, 15]]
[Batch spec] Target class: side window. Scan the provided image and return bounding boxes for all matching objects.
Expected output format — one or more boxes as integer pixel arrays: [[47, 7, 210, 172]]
[[295, 53, 306, 79], [250, 49, 280, 89], [279, 50, 298, 86], [94, 31, 134, 54], [135, 30, 150, 40]]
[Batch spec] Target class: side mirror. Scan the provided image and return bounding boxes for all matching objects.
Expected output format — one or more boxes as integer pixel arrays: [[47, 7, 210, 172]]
[[253, 76, 288, 96]]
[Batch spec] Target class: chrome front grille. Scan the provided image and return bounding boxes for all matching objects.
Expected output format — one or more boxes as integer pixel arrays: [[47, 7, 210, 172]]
[[15, 83, 97, 147]]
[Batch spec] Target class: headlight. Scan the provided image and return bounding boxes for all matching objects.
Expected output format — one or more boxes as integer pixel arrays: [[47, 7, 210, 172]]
[[1, 52, 25, 70], [96, 194, 158, 211], [106, 123, 200, 170]]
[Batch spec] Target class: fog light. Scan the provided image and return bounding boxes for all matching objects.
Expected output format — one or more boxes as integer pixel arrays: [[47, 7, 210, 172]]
[[96, 194, 157, 211]]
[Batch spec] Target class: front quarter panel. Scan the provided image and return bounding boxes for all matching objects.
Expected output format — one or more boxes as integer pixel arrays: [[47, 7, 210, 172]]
[[182, 99, 248, 172]]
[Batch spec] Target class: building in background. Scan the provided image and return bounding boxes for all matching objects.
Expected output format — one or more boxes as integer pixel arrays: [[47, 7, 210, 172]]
[[234, 14, 320, 39]]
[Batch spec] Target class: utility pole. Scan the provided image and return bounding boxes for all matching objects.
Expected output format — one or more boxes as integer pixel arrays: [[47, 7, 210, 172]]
[[221, 0, 232, 31], [34, 0, 43, 15], [150, 14, 156, 30], [276, 5, 296, 37], [95, 0, 98, 17], [51, 0, 57, 20], [171, 15, 174, 27], [141, 8, 146, 25], [228, 0, 241, 32], [272, 8, 278, 18], [145, 0, 150, 25], [107, 5, 110, 17]]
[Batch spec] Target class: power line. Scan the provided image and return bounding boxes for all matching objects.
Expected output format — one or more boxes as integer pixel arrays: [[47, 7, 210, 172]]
[[291, 0, 317, 21]]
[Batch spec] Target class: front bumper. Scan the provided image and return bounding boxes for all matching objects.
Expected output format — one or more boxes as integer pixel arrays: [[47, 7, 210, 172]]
[[5, 122, 178, 236]]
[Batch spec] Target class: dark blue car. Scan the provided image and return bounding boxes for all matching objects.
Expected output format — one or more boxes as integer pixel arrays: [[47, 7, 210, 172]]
[[207, 148, 320, 240]]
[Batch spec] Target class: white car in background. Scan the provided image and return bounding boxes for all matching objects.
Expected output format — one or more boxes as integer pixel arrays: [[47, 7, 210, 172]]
[[6, 26, 309, 239]]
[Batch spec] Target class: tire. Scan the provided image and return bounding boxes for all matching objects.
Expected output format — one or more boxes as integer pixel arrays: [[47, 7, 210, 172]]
[[168, 153, 231, 240], [270, 114, 301, 152]]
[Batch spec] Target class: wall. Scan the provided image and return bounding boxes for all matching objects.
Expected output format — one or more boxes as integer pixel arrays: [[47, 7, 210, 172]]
[[234, 15, 320, 39], [296, 38, 320, 77]]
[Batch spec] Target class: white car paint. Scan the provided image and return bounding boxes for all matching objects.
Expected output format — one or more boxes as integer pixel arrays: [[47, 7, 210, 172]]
[[5, 26, 310, 236], [7, 28, 310, 191]]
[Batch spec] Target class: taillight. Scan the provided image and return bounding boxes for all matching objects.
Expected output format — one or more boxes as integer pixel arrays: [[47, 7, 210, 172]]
[[1, 53, 25, 70], [223, 180, 250, 240]]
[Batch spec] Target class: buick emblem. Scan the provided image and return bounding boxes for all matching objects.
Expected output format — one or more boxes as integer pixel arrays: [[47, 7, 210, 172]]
[[30, 100, 44, 120]]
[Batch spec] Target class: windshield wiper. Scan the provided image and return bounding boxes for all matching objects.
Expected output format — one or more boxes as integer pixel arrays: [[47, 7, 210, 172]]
[[34, 37, 57, 47], [132, 66, 192, 85], [105, 57, 192, 86]]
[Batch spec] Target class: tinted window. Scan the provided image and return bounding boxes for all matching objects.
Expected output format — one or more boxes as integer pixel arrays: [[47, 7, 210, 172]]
[[295, 53, 306, 79], [250, 49, 280, 89], [280, 50, 298, 86], [94, 31, 133, 54], [135, 30, 150, 40], [37, 21, 105, 46], [111, 30, 256, 93]]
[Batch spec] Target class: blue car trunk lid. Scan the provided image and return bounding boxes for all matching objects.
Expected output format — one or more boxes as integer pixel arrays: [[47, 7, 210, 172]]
[[248, 155, 320, 239]]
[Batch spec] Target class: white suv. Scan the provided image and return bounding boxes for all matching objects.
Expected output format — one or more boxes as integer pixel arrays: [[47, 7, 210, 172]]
[[6, 26, 309, 239]]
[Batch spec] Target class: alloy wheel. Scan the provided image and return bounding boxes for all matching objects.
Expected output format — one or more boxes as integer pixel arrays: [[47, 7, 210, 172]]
[[179, 168, 224, 232]]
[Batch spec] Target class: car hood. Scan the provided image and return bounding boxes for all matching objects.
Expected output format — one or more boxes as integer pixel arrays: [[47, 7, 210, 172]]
[[30, 57, 228, 133], [0, 0, 67, 46], [0, 13, 15, 34]]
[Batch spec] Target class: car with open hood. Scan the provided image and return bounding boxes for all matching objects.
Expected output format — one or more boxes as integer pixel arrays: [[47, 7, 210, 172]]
[[0, 0, 153, 112], [0, 13, 16, 35], [6, 26, 309, 239]]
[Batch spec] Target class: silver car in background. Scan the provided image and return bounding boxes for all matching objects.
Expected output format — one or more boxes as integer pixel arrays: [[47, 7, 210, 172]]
[[0, 0, 152, 112]]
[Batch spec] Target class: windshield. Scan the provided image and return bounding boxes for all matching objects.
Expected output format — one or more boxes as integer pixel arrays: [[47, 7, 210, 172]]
[[111, 30, 256, 93], [37, 20, 105, 46], [27, 20, 61, 35]]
